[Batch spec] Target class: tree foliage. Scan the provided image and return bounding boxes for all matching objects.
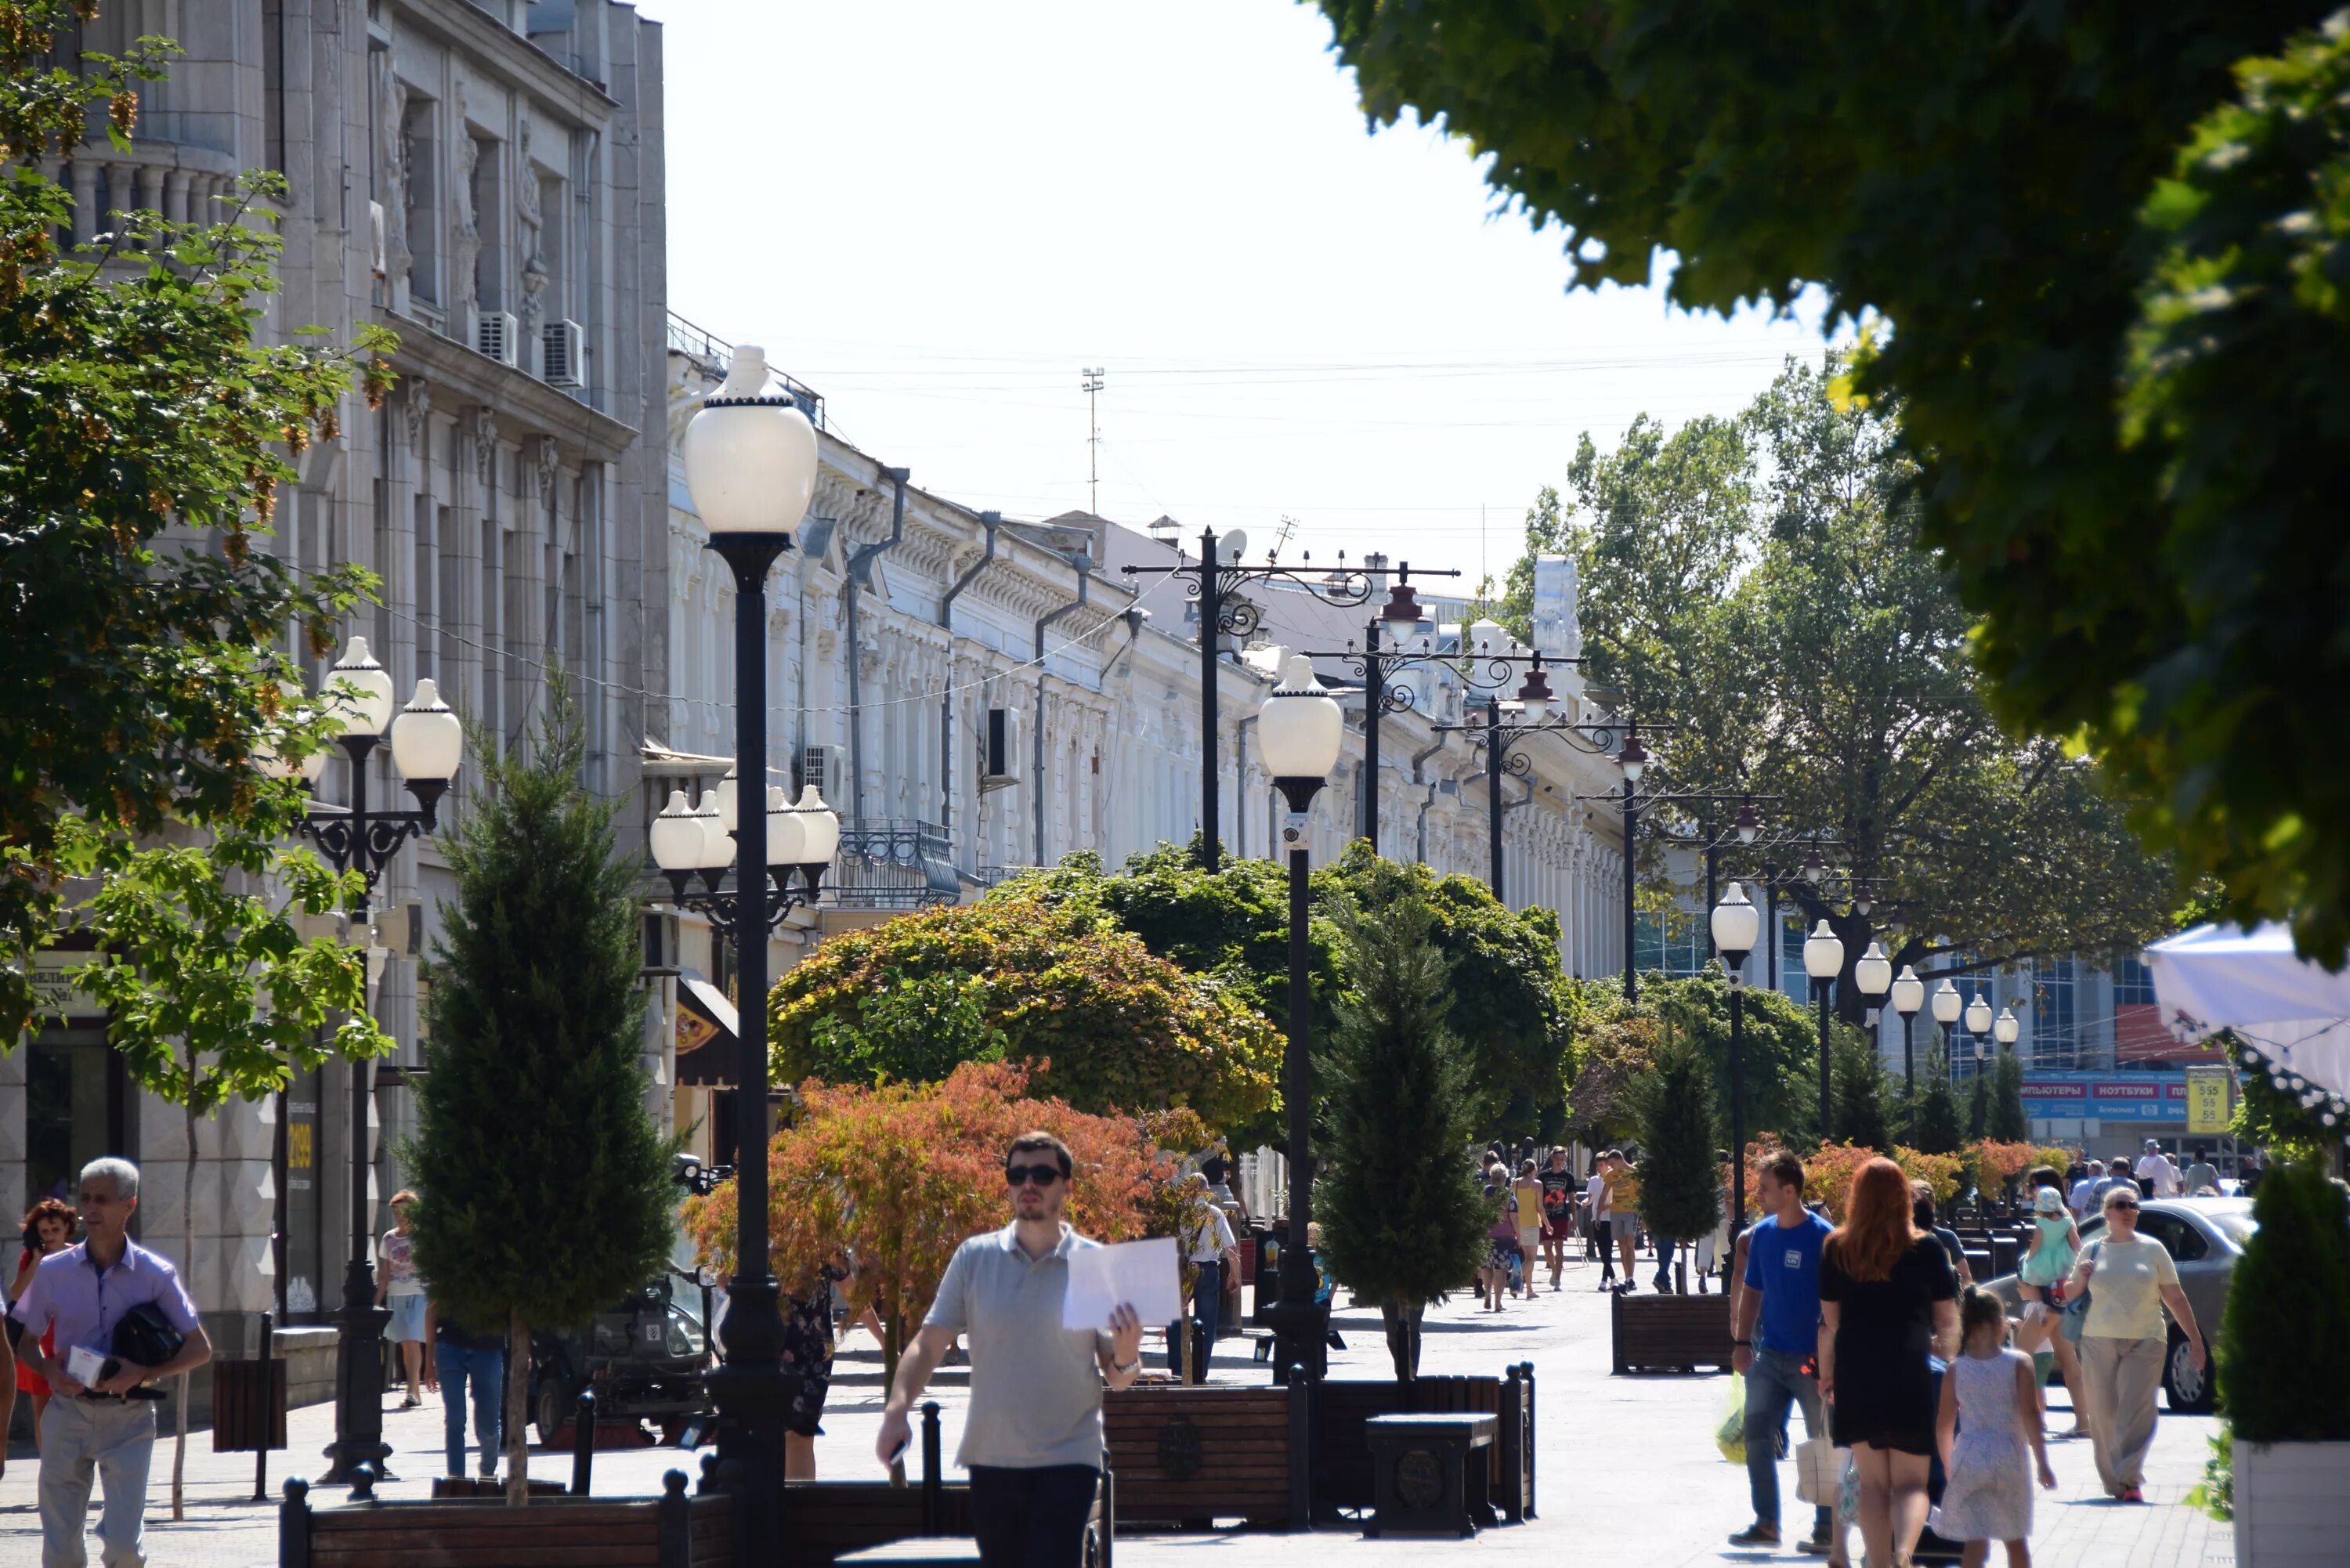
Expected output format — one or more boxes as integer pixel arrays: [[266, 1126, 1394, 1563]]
[[1569, 973, 1833, 1147], [2218, 1158, 2350, 1443], [1906, 1049, 1965, 1156], [406, 695, 675, 1497], [771, 889, 1283, 1139], [1314, 891, 1489, 1379], [1831, 1031, 1893, 1154], [1632, 1026, 1720, 1245], [0, 2, 393, 1093], [683, 1062, 1173, 1386], [1503, 360, 2177, 1017], [1313, 0, 2346, 959], [1989, 1048, 2031, 1143]]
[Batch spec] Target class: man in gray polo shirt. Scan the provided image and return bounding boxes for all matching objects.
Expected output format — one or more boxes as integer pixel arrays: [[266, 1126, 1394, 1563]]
[[877, 1131, 1144, 1568]]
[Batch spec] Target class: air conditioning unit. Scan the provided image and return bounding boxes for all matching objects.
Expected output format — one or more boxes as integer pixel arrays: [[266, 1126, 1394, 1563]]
[[542, 318, 584, 388], [798, 743, 848, 807], [979, 707, 1021, 793], [476, 310, 519, 367]]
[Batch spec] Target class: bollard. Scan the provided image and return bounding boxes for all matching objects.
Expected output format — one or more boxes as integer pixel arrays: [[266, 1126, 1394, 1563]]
[[571, 1386, 598, 1495], [1285, 1364, 1312, 1532], [281, 1477, 313, 1568], [1518, 1360, 1537, 1518], [920, 1400, 943, 1531], [348, 1461, 377, 1503]]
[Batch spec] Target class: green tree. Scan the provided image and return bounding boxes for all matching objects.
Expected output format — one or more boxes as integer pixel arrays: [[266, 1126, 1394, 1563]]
[[0, 2, 392, 1092], [1315, 891, 1488, 1380], [1989, 1048, 2031, 1143], [1312, 0, 2348, 959], [1616, 974, 1828, 1146], [2218, 1160, 2350, 1443], [1831, 1032, 1893, 1153], [1631, 1026, 1721, 1256], [406, 692, 675, 1501], [2229, 1046, 2348, 1169], [1907, 1050, 1965, 1157], [1966, 1068, 1994, 1143], [1504, 361, 2177, 1018]]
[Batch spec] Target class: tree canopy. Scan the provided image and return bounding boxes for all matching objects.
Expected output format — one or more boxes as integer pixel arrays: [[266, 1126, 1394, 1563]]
[[0, 2, 391, 1096], [1504, 359, 2178, 1015], [1314, 0, 2348, 959], [1568, 972, 1837, 1147]]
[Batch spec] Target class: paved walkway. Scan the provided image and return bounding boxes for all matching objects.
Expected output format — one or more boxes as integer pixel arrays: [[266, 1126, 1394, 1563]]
[[0, 1248, 2229, 1566]]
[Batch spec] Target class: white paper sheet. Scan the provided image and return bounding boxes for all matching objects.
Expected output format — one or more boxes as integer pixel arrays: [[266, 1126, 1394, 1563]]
[[1061, 1235, 1182, 1331]]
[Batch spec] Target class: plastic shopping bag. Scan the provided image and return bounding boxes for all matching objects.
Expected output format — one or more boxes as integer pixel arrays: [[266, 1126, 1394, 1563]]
[[1715, 1378, 1747, 1464]]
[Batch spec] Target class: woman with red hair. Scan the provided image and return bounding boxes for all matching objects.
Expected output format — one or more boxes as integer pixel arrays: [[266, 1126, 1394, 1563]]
[[1819, 1158, 1961, 1568]]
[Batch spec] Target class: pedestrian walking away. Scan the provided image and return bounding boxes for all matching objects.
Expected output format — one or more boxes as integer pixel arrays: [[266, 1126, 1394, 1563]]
[[1511, 1160, 1544, 1296], [2065, 1185, 2206, 1501], [1728, 1148, 1836, 1554], [1931, 1288, 2057, 1568], [783, 1252, 851, 1479], [1583, 1159, 1616, 1287], [13, 1197, 77, 1454], [877, 1132, 1144, 1568], [1817, 1156, 1960, 1568], [2131, 1140, 2180, 1199], [2066, 1162, 2106, 1222], [1480, 1163, 1520, 1311], [5, 1157, 212, 1568], [423, 1295, 505, 1480], [376, 1190, 429, 1410], [2182, 1147, 2221, 1196]]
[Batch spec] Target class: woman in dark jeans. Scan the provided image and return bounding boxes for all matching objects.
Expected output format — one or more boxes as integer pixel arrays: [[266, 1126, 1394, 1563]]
[[1820, 1158, 1961, 1568]]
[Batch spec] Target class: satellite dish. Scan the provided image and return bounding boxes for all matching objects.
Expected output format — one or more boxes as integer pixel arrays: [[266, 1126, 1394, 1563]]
[[1221, 529, 1249, 564]]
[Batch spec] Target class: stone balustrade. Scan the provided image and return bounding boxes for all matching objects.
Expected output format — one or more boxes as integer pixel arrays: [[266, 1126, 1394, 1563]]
[[40, 137, 247, 244]]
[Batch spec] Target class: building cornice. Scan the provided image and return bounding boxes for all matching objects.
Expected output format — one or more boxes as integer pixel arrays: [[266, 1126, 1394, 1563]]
[[385, 312, 640, 461], [389, 0, 620, 125]]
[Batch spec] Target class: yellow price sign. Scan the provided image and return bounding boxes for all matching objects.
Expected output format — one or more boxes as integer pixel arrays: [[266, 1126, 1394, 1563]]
[[2185, 1069, 2231, 1136]]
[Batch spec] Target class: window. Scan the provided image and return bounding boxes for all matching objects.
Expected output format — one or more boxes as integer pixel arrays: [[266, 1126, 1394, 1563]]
[[2135, 1210, 2207, 1263], [2034, 959, 2077, 1068], [2113, 956, 2157, 1006], [1634, 909, 1707, 978]]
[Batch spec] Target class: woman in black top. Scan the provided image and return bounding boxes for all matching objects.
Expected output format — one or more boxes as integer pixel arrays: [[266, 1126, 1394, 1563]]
[[1820, 1158, 1961, 1568]]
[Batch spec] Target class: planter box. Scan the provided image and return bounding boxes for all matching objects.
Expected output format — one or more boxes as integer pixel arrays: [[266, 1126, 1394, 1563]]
[[1610, 1290, 1734, 1375], [2232, 1439, 2350, 1568], [280, 1470, 727, 1568]]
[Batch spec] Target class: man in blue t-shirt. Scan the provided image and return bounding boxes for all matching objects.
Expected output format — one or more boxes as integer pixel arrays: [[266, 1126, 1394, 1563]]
[[1730, 1149, 1835, 1552]]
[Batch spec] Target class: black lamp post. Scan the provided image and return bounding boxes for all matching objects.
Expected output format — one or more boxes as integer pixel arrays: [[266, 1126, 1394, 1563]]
[[1710, 883, 1762, 1241], [1123, 539, 1454, 870], [1932, 977, 1963, 1081], [679, 345, 821, 1568], [1432, 671, 1630, 906], [1803, 920, 1846, 1140], [1891, 966, 1925, 1092], [299, 638, 462, 1485]]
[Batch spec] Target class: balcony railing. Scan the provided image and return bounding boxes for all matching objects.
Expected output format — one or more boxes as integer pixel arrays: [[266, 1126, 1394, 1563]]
[[667, 309, 824, 431], [45, 139, 246, 246], [831, 818, 958, 910]]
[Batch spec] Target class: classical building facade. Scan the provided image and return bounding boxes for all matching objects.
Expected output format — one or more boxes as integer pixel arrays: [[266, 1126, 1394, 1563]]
[[0, 0, 669, 1402]]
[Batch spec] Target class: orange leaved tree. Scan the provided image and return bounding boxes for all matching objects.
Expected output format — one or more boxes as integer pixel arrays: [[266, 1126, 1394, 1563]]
[[684, 1061, 1174, 1384]]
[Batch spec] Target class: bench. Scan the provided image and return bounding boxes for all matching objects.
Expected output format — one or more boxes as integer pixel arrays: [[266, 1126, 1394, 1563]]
[[1365, 1414, 1496, 1537], [280, 1469, 729, 1568], [1610, 1288, 1735, 1374], [837, 1543, 985, 1568]]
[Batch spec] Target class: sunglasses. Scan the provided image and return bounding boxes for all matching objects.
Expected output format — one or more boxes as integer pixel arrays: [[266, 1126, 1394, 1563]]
[[1006, 1163, 1064, 1187]]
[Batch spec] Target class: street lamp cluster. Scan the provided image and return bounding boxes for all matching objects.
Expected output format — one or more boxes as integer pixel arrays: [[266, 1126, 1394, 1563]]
[[650, 774, 841, 929]]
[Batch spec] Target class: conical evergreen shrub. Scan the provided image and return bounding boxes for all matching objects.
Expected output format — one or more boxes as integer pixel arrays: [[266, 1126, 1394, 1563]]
[[1635, 1024, 1722, 1253], [1315, 889, 1487, 1380], [1990, 1047, 2030, 1142], [406, 688, 676, 1499], [1831, 1031, 1893, 1152], [1908, 1049, 1964, 1155], [2220, 1160, 2350, 1443]]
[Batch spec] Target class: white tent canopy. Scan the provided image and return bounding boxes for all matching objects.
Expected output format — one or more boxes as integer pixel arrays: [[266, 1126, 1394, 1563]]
[[2145, 923, 2350, 1103]]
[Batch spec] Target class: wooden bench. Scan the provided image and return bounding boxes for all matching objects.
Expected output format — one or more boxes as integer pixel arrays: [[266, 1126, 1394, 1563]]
[[1610, 1288, 1736, 1374], [1364, 1413, 1495, 1538], [837, 1542, 984, 1568], [280, 1469, 729, 1568]]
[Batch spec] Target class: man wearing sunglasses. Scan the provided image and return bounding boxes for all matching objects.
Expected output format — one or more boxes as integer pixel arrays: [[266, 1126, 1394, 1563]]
[[877, 1131, 1144, 1568]]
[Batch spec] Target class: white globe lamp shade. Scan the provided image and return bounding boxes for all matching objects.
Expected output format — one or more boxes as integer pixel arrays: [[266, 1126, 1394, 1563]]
[[1709, 882, 1761, 959], [1931, 977, 1962, 1024], [1802, 919, 1844, 981], [1258, 656, 1343, 780], [389, 679, 463, 782], [692, 789, 733, 869], [649, 789, 703, 873], [716, 765, 739, 832], [790, 784, 841, 865], [326, 637, 396, 738], [682, 346, 819, 537], [1965, 994, 1994, 1035], [1618, 730, 1650, 782], [765, 785, 805, 868], [1854, 941, 1893, 999], [1994, 1007, 2021, 1046], [1890, 966, 1926, 1017]]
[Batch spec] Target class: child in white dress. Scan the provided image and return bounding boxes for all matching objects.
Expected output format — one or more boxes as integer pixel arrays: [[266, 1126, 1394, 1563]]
[[1932, 1287, 2058, 1567]]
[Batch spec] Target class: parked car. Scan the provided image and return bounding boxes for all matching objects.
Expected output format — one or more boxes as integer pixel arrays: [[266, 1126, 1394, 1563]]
[[1982, 1195, 2252, 1415], [528, 1266, 715, 1444]]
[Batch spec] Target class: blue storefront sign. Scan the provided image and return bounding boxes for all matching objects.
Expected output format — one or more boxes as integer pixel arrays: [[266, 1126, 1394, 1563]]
[[2019, 1071, 2189, 1122]]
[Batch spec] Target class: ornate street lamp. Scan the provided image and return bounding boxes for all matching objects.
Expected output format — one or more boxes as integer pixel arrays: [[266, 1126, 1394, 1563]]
[[1254, 654, 1343, 1519], [1932, 977, 1963, 1080], [1965, 992, 1994, 1074], [1994, 1005, 2022, 1060], [1711, 883, 1762, 1241], [305, 639, 463, 1485], [681, 345, 819, 1566], [1803, 920, 1845, 1140], [652, 782, 839, 930], [1890, 965, 1926, 1091]]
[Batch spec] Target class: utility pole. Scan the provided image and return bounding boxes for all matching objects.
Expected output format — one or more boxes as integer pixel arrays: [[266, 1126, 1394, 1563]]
[[1081, 367, 1104, 516]]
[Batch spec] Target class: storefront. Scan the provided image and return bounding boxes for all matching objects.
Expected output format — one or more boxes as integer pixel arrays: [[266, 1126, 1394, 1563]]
[[2022, 1069, 2237, 1167]]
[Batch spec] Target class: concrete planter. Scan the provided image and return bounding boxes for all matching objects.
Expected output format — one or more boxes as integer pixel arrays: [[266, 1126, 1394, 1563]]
[[2232, 1438, 2350, 1568]]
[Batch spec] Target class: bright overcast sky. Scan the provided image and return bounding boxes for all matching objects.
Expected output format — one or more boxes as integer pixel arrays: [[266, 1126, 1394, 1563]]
[[637, 0, 1835, 583]]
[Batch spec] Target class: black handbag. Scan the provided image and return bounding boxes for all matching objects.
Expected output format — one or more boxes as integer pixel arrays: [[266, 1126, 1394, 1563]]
[[106, 1301, 186, 1397]]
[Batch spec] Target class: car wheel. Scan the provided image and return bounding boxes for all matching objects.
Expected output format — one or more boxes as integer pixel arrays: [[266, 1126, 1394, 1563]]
[[534, 1374, 571, 1446], [2164, 1331, 2214, 1414]]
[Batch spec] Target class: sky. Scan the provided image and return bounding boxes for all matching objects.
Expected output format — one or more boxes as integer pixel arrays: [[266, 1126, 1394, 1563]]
[[637, 0, 1836, 583]]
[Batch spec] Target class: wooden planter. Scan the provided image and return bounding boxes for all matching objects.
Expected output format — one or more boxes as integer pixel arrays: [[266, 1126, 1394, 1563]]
[[2232, 1440, 2350, 1568], [1610, 1289, 1735, 1375], [280, 1470, 728, 1568]]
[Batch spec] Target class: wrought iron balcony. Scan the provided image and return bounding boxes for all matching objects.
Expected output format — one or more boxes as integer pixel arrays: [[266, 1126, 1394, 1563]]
[[831, 818, 959, 909]]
